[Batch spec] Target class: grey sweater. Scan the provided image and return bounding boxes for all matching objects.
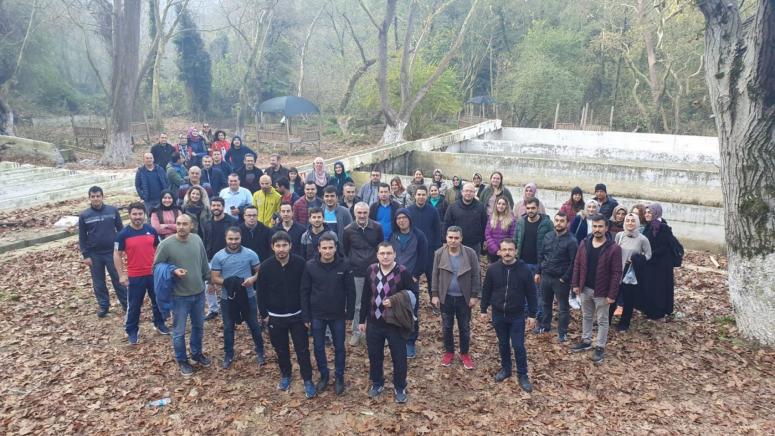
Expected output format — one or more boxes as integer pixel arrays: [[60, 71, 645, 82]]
[[154, 234, 211, 297], [615, 232, 652, 270]]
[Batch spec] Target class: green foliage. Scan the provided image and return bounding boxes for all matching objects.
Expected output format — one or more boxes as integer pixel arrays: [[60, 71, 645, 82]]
[[255, 23, 295, 102], [497, 21, 590, 127], [210, 53, 246, 117], [173, 7, 212, 116], [353, 54, 462, 139]]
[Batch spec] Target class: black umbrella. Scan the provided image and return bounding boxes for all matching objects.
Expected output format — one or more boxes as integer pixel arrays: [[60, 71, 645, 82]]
[[256, 96, 320, 117]]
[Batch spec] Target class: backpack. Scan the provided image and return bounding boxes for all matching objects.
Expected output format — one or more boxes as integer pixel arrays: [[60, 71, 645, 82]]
[[669, 234, 684, 267]]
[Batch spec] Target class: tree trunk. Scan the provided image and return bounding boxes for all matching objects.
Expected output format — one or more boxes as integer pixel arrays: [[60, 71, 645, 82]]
[[150, 40, 166, 130], [380, 120, 407, 144], [336, 115, 350, 137], [699, 0, 775, 345], [103, 0, 141, 166], [297, 8, 324, 97], [0, 96, 14, 136]]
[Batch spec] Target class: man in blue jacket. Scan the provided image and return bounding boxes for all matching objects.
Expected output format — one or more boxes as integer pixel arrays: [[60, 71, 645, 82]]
[[78, 186, 128, 318], [135, 152, 169, 215]]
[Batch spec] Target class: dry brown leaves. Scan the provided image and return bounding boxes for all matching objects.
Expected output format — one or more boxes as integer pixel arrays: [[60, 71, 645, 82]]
[[0, 244, 772, 435]]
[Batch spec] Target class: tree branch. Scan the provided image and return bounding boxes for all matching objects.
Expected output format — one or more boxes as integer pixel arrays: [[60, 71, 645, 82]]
[[399, 0, 418, 109], [357, 0, 381, 31], [342, 12, 368, 65], [377, 0, 398, 126]]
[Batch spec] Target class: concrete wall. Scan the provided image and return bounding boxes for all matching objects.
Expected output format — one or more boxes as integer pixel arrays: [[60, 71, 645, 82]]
[[477, 127, 720, 165], [0, 135, 64, 166]]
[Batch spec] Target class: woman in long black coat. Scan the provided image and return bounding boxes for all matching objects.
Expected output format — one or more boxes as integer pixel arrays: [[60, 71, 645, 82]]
[[640, 202, 675, 320]]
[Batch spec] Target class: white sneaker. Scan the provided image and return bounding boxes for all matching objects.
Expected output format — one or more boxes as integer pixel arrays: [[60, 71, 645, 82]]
[[569, 294, 581, 310]]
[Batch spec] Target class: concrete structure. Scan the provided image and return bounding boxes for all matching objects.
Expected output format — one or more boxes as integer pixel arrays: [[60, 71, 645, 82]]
[[0, 135, 65, 166]]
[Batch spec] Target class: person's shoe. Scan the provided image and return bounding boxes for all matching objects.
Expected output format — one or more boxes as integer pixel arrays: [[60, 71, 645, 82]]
[[616, 325, 629, 333], [256, 352, 266, 366], [460, 353, 475, 370], [191, 354, 212, 367], [591, 346, 605, 364], [335, 377, 345, 395], [558, 333, 568, 343], [178, 360, 194, 377], [532, 326, 549, 335], [222, 356, 233, 369], [432, 307, 440, 316], [204, 311, 219, 321], [367, 384, 384, 399], [494, 369, 511, 383], [570, 341, 593, 352], [127, 331, 139, 345], [518, 375, 533, 393], [406, 343, 416, 359], [315, 375, 329, 392], [325, 334, 333, 346], [568, 295, 581, 310], [394, 387, 408, 403], [277, 377, 291, 391], [97, 308, 109, 318], [349, 334, 360, 347], [441, 352, 455, 367], [304, 380, 317, 399], [154, 323, 171, 335]]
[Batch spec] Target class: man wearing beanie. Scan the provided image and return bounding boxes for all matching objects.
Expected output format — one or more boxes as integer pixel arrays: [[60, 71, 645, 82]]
[[594, 183, 619, 220]]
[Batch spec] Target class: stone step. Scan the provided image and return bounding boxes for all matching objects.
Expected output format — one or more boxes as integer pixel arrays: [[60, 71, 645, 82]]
[[0, 177, 134, 210], [0, 173, 124, 197], [0, 168, 79, 184]]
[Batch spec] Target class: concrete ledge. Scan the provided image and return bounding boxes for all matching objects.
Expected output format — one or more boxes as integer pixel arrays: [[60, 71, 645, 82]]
[[0, 135, 65, 166]]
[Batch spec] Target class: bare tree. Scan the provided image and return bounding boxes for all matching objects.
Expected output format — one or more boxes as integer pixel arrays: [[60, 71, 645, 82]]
[[333, 9, 375, 135], [366, 0, 481, 144], [148, 0, 190, 129], [698, 0, 775, 345], [297, 6, 325, 97]]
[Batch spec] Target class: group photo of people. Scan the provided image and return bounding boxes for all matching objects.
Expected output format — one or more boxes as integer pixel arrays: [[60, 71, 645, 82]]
[[80, 126, 680, 404]]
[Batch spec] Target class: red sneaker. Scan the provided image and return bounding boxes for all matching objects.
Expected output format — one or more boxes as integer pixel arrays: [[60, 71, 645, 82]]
[[460, 353, 475, 370], [441, 352, 454, 367]]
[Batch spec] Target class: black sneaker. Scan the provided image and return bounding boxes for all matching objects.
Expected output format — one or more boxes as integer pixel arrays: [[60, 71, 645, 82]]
[[591, 347, 605, 364], [335, 377, 345, 395], [256, 352, 266, 366], [494, 369, 511, 383], [367, 384, 384, 399], [97, 308, 109, 318], [616, 325, 629, 333], [204, 311, 220, 321], [154, 323, 170, 335], [532, 326, 549, 335], [222, 356, 233, 369], [316, 375, 329, 392], [191, 354, 212, 367], [558, 333, 568, 343], [394, 387, 408, 403], [179, 360, 194, 377], [518, 375, 533, 393], [570, 341, 593, 352]]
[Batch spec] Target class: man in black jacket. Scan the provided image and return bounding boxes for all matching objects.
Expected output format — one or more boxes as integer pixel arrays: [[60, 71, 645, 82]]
[[201, 155, 226, 195], [237, 154, 263, 194], [272, 203, 305, 258], [301, 235, 356, 395], [240, 205, 273, 263], [444, 183, 487, 253], [257, 231, 316, 399], [342, 202, 384, 346], [535, 211, 578, 342], [480, 238, 537, 392], [150, 133, 174, 170]]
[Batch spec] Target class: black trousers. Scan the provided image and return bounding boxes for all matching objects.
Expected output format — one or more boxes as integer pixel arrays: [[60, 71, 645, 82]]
[[366, 319, 407, 390], [268, 315, 313, 381]]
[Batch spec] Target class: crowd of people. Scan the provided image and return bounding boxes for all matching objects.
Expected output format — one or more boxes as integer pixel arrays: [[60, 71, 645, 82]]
[[79, 126, 679, 403]]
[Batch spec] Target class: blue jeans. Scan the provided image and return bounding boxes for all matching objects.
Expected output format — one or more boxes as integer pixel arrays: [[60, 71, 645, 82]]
[[88, 252, 128, 310], [312, 318, 346, 379], [171, 292, 205, 362], [492, 312, 528, 377], [125, 275, 163, 335], [221, 295, 264, 359], [523, 263, 542, 320], [441, 295, 471, 354]]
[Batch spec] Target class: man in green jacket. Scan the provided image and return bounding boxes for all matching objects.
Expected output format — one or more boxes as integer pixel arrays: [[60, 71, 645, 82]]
[[514, 198, 553, 326]]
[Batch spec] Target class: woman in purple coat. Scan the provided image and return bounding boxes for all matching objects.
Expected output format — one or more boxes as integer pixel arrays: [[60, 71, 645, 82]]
[[485, 197, 517, 263]]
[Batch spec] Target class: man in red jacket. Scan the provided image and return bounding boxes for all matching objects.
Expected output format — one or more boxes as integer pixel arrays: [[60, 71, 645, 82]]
[[570, 214, 622, 364]]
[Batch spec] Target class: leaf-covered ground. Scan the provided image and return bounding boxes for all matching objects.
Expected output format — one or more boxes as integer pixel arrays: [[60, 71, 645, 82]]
[[0, 241, 772, 435]]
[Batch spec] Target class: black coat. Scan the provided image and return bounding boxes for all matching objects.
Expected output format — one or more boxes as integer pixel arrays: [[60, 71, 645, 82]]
[[300, 256, 356, 321], [639, 220, 675, 319], [444, 198, 488, 247], [241, 222, 273, 263], [481, 259, 538, 317], [257, 255, 306, 318]]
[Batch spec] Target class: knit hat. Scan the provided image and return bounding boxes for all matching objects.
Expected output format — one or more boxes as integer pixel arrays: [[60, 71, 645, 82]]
[[594, 183, 607, 193]]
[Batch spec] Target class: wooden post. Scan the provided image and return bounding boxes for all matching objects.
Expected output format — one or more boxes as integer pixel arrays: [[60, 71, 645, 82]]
[[609, 105, 615, 130], [286, 115, 292, 155], [143, 111, 151, 143], [553, 102, 560, 129], [70, 114, 79, 148], [317, 112, 322, 152], [254, 112, 260, 147]]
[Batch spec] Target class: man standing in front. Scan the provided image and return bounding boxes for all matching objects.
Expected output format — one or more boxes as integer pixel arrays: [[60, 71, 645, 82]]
[[535, 211, 578, 342], [479, 238, 537, 392], [135, 152, 169, 215], [301, 234, 356, 395], [342, 202, 384, 347], [257, 232, 317, 398], [359, 242, 415, 403], [431, 226, 481, 370], [210, 227, 265, 369], [515, 197, 553, 326], [570, 214, 623, 364], [153, 214, 212, 376], [444, 183, 487, 253], [79, 186, 127, 318]]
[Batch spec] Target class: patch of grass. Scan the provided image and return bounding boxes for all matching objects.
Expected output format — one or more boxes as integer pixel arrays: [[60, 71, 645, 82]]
[[714, 315, 736, 326]]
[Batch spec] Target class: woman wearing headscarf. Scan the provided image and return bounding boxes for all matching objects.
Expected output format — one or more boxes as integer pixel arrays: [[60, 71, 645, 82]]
[[479, 171, 514, 216], [327, 161, 353, 198], [390, 176, 411, 207], [484, 197, 516, 263], [570, 200, 600, 243], [224, 136, 255, 170], [559, 187, 585, 218], [640, 203, 676, 321], [609, 205, 628, 235], [150, 190, 181, 240], [182, 185, 211, 239], [472, 173, 485, 199], [446, 175, 463, 204], [406, 169, 426, 203], [613, 212, 652, 331], [186, 127, 208, 168], [431, 168, 449, 197], [514, 182, 546, 217], [428, 184, 449, 225], [305, 156, 330, 198]]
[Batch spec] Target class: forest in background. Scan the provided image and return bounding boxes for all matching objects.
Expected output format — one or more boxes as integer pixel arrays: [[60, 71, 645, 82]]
[[0, 0, 732, 142]]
